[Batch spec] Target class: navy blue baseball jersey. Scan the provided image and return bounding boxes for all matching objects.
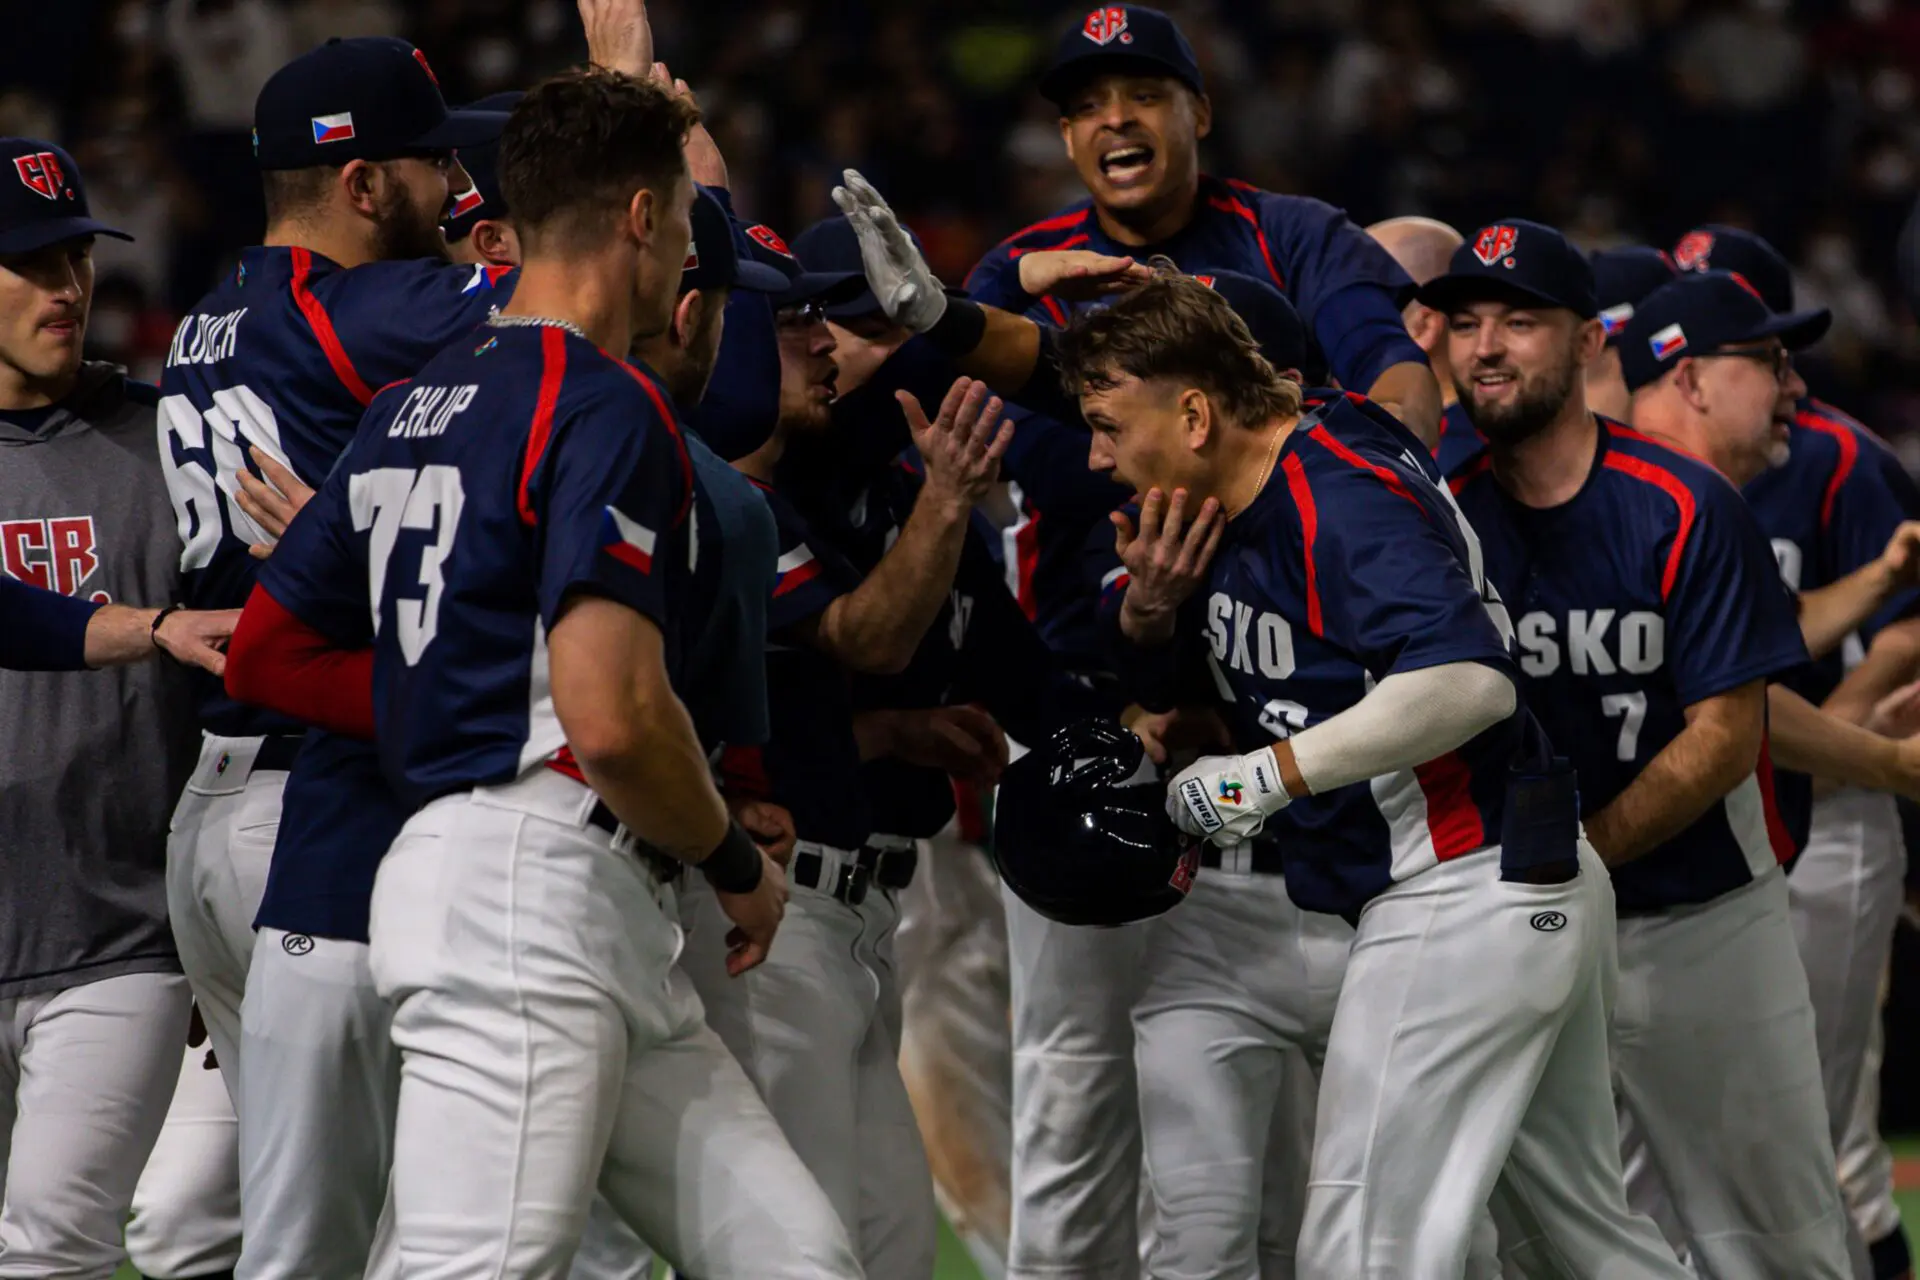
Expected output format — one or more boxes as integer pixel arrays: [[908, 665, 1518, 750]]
[[1132, 394, 1534, 918], [267, 324, 695, 808], [1451, 420, 1809, 912], [1434, 400, 1486, 477], [718, 479, 873, 851], [966, 177, 1419, 394], [158, 247, 513, 736]]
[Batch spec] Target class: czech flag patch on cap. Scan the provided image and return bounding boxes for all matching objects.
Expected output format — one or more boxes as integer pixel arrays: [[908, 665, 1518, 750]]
[[1598, 303, 1634, 337], [311, 113, 357, 145], [1649, 323, 1687, 361], [449, 184, 484, 219]]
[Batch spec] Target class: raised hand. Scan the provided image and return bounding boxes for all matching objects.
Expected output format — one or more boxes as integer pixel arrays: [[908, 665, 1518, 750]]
[[238, 446, 314, 559], [899, 377, 1014, 510], [831, 169, 946, 333], [1017, 249, 1153, 302], [652, 63, 727, 188], [579, 0, 652, 78]]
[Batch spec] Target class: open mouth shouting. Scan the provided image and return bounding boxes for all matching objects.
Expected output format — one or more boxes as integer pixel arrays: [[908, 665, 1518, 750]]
[[1098, 142, 1157, 189]]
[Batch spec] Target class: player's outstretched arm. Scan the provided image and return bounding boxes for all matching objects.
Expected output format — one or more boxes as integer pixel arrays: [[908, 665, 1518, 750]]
[[1796, 521, 1920, 661], [1582, 680, 1766, 867], [1167, 660, 1515, 843], [579, 0, 653, 78], [803, 378, 1011, 674], [1823, 617, 1920, 727], [550, 594, 785, 975], [1768, 682, 1920, 802], [1363, 360, 1443, 451]]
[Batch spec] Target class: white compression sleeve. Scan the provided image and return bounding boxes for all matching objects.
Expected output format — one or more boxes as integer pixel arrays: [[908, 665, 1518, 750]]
[[1285, 661, 1516, 796]]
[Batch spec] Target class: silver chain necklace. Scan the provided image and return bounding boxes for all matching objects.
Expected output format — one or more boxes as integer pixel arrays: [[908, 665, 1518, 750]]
[[487, 312, 590, 342]]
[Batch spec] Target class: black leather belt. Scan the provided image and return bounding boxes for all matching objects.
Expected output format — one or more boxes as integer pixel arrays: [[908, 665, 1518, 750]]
[[253, 735, 304, 773], [1199, 841, 1286, 876], [860, 842, 919, 890], [793, 848, 871, 905], [586, 801, 684, 883]]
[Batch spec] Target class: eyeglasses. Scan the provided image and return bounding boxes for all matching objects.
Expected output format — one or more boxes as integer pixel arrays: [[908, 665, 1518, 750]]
[[776, 301, 828, 328], [1695, 344, 1792, 383]]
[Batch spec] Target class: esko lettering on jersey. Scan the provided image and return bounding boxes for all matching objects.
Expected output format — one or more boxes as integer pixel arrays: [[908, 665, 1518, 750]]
[[165, 308, 248, 368], [1205, 591, 1297, 680], [386, 384, 479, 439], [1513, 608, 1665, 677]]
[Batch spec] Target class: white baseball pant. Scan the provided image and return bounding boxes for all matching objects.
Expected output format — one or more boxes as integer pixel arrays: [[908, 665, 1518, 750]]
[[238, 926, 655, 1280], [896, 824, 1014, 1279], [0, 971, 192, 1277], [1003, 888, 1151, 1280], [1612, 865, 1854, 1279], [367, 768, 859, 1279], [166, 733, 292, 1091], [1790, 788, 1910, 1251], [680, 842, 937, 1279], [1299, 844, 1687, 1279], [1131, 869, 1351, 1280], [125, 1039, 240, 1279], [1836, 1004, 1902, 1254]]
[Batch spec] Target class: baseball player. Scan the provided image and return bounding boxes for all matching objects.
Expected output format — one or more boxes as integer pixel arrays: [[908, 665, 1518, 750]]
[[1439, 226, 1853, 1277], [233, 67, 858, 1277], [1068, 270, 1686, 1278], [1671, 225, 1919, 1280], [156, 36, 508, 1112], [1367, 216, 1484, 474], [1584, 246, 1679, 425], [964, 14, 1436, 1265], [0, 137, 242, 1279]]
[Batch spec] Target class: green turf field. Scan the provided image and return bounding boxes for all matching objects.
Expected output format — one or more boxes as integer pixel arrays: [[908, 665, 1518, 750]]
[[108, 1139, 1920, 1279]]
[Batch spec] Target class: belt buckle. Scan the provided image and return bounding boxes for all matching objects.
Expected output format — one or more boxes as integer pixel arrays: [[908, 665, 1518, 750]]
[[837, 860, 871, 907]]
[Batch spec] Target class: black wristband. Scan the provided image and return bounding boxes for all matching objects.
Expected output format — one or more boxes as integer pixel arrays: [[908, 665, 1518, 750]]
[[150, 604, 185, 654], [700, 820, 764, 894], [923, 292, 987, 355]]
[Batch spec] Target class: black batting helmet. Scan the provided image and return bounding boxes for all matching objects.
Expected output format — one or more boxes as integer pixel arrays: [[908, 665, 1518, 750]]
[[992, 719, 1200, 927]]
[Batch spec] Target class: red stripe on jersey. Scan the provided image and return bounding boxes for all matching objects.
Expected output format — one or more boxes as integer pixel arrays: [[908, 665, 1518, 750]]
[[1041, 295, 1070, 327], [1793, 408, 1858, 532], [1306, 425, 1424, 513], [1600, 452, 1696, 602], [1413, 750, 1487, 858], [545, 750, 587, 784], [1449, 452, 1494, 496], [517, 327, 568, 526], [1205, 193, 1285, 291], [289, 248, 375, 407], [620, 361, 696, 526], [718, 744, 772, 799], [605, 541, 653, 574], [1011, 233, 1091, 259], [1755, 731, 1794, 864], [1281, 453, 1323, 637], [1012, 500, 1042, 621], [772, 558, 823, 597]]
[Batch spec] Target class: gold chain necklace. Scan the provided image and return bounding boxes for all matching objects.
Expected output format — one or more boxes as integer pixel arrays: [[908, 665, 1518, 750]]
[[1227, 421, 1285, 518]]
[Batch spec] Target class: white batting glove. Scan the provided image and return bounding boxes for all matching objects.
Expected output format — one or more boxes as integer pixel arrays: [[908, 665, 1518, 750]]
[[830, 169, 948, 333], [1167, 748, 1291, 843]]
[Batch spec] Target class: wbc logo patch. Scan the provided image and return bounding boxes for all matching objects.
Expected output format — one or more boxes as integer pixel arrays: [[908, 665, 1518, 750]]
[[311, 113, 357, 145], [14, 151, 68, 201], [1673, 230, 1714, 272], [1083, 6, 1133, 46], [1649, 323, 1688, 361], [1472, 224, 1518, 267]]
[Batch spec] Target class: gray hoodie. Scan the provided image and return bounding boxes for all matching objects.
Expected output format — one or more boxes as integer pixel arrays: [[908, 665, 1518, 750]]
[[0, 362, 197, 999]]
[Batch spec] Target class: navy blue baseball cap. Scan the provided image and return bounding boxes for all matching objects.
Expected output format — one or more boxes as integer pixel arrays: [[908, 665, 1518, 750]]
[[254, 38, 506, 172], [1670, 226, 1832, 338], [1619, 271, 1832, 393], [742, 220, 869, 310], [1199, 270, 1307, 373], [442, 92, 520, 242], [0, 139, 131, 254], [1417, 220, 1598, 319], [680, 186, 789, 296], [1590, 246, 1677, 345], [1040, 6, 1205, 107]]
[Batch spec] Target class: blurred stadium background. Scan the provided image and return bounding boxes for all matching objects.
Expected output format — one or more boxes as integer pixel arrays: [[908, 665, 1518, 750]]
[[11, 1, 1918, 1275]]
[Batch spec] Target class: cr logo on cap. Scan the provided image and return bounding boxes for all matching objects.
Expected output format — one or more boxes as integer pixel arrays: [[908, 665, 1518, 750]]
[[14, 151, 69, 202], [1673, 230, 1714, 273], [1083, 6, 1134, 46], [746, 225, 794, 258], [1472, 224, 1518, 268]]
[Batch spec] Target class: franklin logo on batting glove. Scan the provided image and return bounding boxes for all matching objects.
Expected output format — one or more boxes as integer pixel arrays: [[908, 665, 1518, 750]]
[[1168, 747, 1291, 843]]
